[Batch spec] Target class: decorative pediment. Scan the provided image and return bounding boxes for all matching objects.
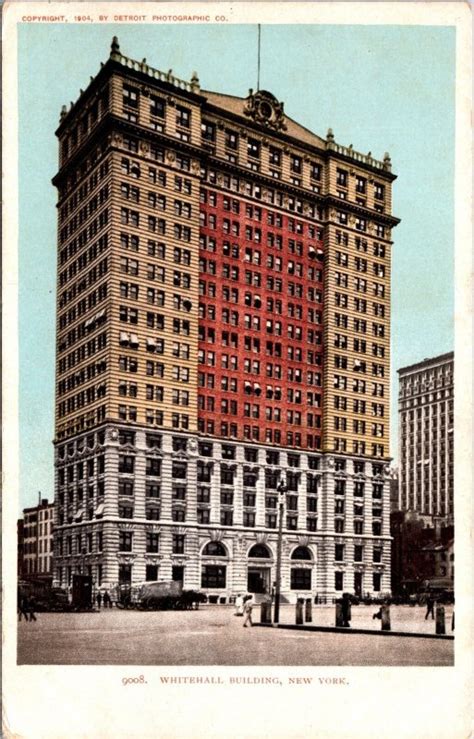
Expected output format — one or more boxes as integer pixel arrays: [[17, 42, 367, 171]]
[[243, 89, 287, 131], [117, 522, 136, 532], [144, 524, 161, 534]]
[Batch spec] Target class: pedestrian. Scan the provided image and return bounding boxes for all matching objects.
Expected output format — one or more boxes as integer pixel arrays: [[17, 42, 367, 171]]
[[425, 595, 435, 620], [234, 593, 244, 617], [103, 590, 111, 608], [25, 596, 37, 622], [341, 592, 351, 627], [372, 607, 382, 620], [242, 596, 253, 628], [96, 591, 102, 610], [18, 594, 29, 622]]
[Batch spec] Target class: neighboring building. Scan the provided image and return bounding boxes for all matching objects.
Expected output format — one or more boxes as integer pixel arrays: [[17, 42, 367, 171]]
[[420, 537, 454, 581], [19, 498, 55, 580], [17, 519, 25, 579], [398, 352, 454, 522], [52, 38, 399, 601], [390, 510, 454, 596], [389, 467, 399, 510]]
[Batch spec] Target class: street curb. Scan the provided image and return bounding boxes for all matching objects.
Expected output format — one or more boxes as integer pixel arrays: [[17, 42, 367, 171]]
[[256, 623, 454, 640]]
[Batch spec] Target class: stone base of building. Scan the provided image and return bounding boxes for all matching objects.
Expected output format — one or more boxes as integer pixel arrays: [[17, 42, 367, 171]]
[[53, 425, 392, 601]]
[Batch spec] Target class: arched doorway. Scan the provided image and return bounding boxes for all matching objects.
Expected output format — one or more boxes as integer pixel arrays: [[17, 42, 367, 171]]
[[247, 543, 273, 594], [201, 541, 228, 591], [290, 546, 314, 592]]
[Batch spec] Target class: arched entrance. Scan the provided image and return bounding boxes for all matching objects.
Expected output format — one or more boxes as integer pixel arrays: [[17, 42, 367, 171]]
[[247, 543, 273, 594], [200, 541, 229, 591], [290, 546, 314, 592]]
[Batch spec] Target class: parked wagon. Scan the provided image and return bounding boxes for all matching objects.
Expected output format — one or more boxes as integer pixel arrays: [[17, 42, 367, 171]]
[[115, 581, 207, 611]]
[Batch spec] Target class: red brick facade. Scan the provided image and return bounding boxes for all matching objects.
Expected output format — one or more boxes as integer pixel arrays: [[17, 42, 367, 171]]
[[198, 187, 324, 449]]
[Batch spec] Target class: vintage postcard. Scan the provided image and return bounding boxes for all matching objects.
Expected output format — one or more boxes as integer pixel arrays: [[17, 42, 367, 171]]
[[2, 1, 472, 737]]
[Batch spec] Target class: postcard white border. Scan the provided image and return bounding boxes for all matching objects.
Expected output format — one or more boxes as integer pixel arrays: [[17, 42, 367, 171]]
[[2, 3, 472, 737]]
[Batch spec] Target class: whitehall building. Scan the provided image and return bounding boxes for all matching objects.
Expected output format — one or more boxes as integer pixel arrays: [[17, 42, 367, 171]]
[[52, 38, 400, 601]]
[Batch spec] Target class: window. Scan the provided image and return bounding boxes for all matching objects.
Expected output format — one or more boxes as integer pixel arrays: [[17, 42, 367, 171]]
[[146, 564, 159, 581], [247, 138, 260, 159], [225, 129, 238, 150], [146, 532, 159, 553], [336, 169, 348, 187], [335, 544, 344, 561], [355, 175, 366, 194], [118, 455, 134, 474], [201, 565, 226, 588], [373, 573, 381, 591], [123, 84, 139, 110], [335, 571, 344, 591], [291, 569, 311, 590], [201, 120, 216, 142], [119, 532, 132, 552], [373, 548, 382, 563], [173, 535, 185, 554], [374, 183, 385, 200], [176, 106, 191, 128]]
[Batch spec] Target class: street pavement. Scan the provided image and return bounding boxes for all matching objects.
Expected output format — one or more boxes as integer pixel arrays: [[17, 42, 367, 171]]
[[17, 604, 454, 666]]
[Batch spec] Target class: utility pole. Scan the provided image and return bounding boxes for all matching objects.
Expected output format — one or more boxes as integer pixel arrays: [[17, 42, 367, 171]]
[[273, 477, 287, 624]]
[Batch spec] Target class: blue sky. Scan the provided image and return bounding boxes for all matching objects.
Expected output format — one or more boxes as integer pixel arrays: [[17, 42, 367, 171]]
[[18, 23, 455, 511]]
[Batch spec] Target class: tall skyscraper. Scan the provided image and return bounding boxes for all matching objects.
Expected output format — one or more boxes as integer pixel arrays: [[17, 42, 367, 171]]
[[398, 352, 454, 522], [52, 38, 399, 600]]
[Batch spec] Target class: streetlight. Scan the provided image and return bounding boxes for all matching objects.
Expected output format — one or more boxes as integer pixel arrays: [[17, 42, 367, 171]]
[[273, 477, 287, 624]]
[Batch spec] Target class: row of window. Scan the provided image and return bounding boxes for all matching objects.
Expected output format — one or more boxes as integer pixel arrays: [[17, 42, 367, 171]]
[[335, 439, 386, 457], [59, 158, 110, 225], [200, 286, 323, 318], [56, 404, 107, 441]]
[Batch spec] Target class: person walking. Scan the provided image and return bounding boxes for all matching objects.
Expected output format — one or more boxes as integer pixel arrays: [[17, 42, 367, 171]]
[[425, 595, 436, 620], [242, 596, 253, 628], [103, 590, 111, 608], [234, 593, 244, 617], [18, 594, 29, 622], [96, 591, 102, 610], [25, 596, 37, 622]]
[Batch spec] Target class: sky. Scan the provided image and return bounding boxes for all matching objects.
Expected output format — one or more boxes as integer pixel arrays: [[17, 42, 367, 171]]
[[18, 22, 455, 511]]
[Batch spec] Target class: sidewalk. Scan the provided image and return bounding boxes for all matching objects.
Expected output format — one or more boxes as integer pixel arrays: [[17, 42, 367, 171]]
[[258, 604, 454, 638]]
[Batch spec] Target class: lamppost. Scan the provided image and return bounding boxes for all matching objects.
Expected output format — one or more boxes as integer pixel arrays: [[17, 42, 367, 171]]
[[273, 477, 287, 624]]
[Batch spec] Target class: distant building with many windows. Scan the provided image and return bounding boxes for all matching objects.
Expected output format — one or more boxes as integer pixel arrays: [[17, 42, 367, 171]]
[[52, 38, 399, 601], [398, 352, 454, 522], [18, 498, 55, 580]]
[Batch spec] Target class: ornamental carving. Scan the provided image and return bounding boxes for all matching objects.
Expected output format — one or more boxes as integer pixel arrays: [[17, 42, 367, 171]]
[[116, 554, 137, 564], [167, 152, 176, 162], [208, 529, 224, 542], [117, 522, 136, 532], [113, 133, 123, 145], [140, 142, 149, 153], [256, 532, 268, 545], [109, 427, 119, 442], [243, 90, 287, 131], [144, 524, 161, 534], [187, 438, 198, 455], [298, 535, 310, 547]]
